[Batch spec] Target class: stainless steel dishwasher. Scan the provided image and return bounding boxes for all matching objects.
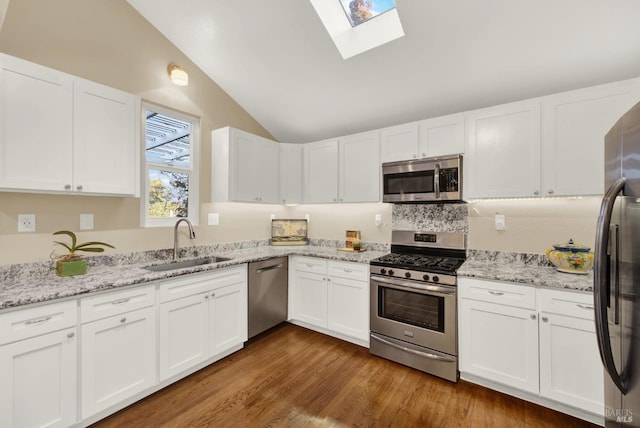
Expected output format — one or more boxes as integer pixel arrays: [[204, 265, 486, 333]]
[[248, 257, 288, 338]]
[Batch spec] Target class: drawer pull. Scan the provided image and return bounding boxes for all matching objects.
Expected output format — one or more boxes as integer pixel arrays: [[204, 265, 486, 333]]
[[120, 317, 126, 323], [67, 331, 75, 338], [111, 298, 131, 305], [25, 316, 52, 325], [577, 304, 594, 310], [541, 316, 549, 322], [211, 293, 216, 298], [343, 269, 353, 273], [530, 313, 537, 320], [305, 263, 315, 268], [488, 291, 504, 296]]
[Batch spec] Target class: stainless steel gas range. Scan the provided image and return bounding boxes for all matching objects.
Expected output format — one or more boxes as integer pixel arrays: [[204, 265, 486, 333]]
[[369, 230, 466, 382]]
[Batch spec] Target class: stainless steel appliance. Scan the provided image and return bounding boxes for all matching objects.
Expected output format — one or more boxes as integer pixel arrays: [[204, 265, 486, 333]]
[[595, 101, 640, 427], [382, 154, 462, 203], [248, 257, 288, 338], [370, 230, 466, 382]]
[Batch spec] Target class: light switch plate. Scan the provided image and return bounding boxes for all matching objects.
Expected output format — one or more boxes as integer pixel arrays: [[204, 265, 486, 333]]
[[304, 214, 310, 223], [80, 214, 94, 230], [375, 214, 382, 226], [208, 213, 220, 226], [18, 214, 36, 232], [495, 214, 505, 231]]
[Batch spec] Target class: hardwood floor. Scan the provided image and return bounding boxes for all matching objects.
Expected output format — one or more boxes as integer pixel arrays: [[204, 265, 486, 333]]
[[92, 324, 598, 428]]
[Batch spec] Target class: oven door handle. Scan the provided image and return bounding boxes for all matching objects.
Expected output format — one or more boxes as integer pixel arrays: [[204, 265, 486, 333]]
[[371, 275, 455, 296], [370, 333, 457, 363]]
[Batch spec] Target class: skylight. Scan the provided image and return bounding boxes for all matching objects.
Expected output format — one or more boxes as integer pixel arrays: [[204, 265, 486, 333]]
[[339, 0, 396, 27], [310, 0, 404, 59]]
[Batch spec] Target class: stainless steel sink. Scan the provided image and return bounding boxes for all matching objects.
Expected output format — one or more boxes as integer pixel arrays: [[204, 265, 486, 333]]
[[144, 256, 232, 272]]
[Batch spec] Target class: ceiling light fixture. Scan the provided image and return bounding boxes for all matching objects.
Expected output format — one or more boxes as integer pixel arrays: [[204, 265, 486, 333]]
[[168, 64, 189, 86]]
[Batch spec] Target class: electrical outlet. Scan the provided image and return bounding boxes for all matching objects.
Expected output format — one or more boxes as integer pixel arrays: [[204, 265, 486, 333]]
[[270, 213, 276, 220], [375, 214, 382, 226], [495, 214, 506, 231], [18, 214, 36, 232], [80, 214, 94, 230], [304, 214, 310, 223], [208, 213, 219, 226]]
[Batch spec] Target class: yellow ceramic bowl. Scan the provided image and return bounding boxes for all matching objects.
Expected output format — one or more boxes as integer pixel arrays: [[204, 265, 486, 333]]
[[545, 239, 594, 274]]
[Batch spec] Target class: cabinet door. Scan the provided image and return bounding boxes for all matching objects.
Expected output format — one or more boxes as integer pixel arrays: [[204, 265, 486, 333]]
[[465, 100, 541, 199], [279, 143, 303, 204], [159, 293, 209, 381], [459, 298, 539, 394], [327, 275, 368, 341], [541, 80, 640, 196], [0, 328, 77, 428], [291, 270, 328, 328], [0, 53, 73, 192], [81, 306, 156, 418], [539, 313, 604, 415], [209, 282, 247, 356], [73, 78, 139, 196], [230, 130, 261, 202], [380, 123, 419, 162], [418, 113, 464, 158], [303, 140, 339, 203], [339, 131, 380, 202], [259, 140, 280, 203]]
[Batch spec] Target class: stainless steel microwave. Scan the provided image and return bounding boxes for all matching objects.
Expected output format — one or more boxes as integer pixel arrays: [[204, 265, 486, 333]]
[[382, 155, 462, 203]]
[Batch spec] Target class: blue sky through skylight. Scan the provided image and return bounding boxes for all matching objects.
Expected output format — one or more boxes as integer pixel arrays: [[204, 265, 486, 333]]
[[339, 0, 396, 27]]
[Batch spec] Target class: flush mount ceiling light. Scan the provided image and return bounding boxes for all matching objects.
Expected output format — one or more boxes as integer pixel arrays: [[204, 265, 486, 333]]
[[168, 64, 189, 86]]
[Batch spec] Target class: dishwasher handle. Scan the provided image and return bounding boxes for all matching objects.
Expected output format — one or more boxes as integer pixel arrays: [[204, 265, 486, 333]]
[[255, 263, 284, 274]]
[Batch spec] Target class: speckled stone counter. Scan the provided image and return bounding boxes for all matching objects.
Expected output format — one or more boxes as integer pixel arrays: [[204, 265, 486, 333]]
[[0, 241, 388, 311], [458, 250, 594, 293]]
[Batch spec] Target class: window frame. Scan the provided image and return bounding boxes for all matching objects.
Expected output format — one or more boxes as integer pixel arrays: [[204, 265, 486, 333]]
[[140, 102, 200, 228]]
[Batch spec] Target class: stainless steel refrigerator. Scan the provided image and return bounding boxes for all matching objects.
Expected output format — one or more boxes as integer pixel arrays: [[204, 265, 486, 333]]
[[595, 101, 640, 427]]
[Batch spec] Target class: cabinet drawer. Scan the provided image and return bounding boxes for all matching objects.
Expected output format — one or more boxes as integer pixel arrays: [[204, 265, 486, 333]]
[[159, 265, 246, 303], [0, 300, 77, 345], [328, 261, 368, 281], [293, 257, 327, 275], [539, 288, 594, 320], [458, 278, 536, 310], [81, 285, 155, 324]]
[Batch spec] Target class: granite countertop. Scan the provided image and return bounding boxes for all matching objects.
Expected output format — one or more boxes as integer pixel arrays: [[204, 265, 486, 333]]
[[458, 251, 594, 293], [0, 244, 388, 311]]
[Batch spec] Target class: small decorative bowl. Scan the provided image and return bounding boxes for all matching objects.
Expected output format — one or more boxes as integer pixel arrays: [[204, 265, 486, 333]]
[[545, 239, 594, 275]]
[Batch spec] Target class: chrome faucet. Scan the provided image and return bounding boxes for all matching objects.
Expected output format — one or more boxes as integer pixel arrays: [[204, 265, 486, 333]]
[[173, 218, 196, 260]]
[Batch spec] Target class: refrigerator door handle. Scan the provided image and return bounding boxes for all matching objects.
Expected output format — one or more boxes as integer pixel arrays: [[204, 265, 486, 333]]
[[594, 176, 627, 394]]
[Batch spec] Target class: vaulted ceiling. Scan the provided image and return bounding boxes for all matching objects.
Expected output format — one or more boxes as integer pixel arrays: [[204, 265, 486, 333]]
[[127, 0, 640, 143]]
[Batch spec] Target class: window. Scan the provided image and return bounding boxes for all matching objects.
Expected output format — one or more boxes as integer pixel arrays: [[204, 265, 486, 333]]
[[339, 0, 396, 27], [141, 103, 200, 227]]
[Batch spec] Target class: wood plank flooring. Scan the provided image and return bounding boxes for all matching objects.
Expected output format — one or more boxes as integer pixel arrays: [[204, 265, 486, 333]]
[[91, 324, 599, 428]]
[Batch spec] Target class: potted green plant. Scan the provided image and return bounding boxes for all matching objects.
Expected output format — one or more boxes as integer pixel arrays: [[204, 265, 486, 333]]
[[52, 230, 115, 277]]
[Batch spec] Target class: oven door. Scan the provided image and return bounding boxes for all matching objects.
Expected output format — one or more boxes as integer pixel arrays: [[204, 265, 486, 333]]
[[370, 275, 456, 355]]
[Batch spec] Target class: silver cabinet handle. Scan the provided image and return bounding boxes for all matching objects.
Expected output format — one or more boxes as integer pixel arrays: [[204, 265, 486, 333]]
[[26, 316, 52, 325], [547, 189, 554, 195], [342, 269, 353, 273], [530, 314, 537, 320], [533, 190, 540, 195], [120, 317, 126, 323], [256, 263, 284, 274], [67, 331, 75, 338], [577, 303, 594, 310], [541, 316, 548, 322], [327, 278, 331, 282], [64, 184, 71, 190], [111, 298, 130, 305], [488, 291, 504, 296], [204, 294, 209, 299], [422, 153, 426, 157], [370, 333, 456, 363], [211, 292, 215, 298], [76, 185, 83, 191], [412, 154, 417, 159]]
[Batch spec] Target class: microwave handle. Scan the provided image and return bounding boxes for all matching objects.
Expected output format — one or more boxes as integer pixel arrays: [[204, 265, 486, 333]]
[[434, 163, 440, 198]]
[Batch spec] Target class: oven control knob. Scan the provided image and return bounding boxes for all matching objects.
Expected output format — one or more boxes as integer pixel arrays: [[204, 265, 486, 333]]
[[422, 274, 430, 281], [380, 268, 387, 275], [404, 272, 411, 279], [432, 275, 440, 283], [388, 270, 395, 276]]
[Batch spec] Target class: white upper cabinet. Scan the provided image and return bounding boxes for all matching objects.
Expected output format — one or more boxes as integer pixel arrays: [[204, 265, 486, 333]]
[[380, 114, 464, 163], [418, 113, 465, 158], [339, 130, 380, 202], [0, 53, 140, 196], [279, 143, 303, 204], [212, 127, 280, 204], [303, 139, 339, 203], [73, 78, 139, 196], [465, 99, 542, 199], [0, 53, 74, 192], [541, 79, 640, 197], [380, 123, 419, 162]]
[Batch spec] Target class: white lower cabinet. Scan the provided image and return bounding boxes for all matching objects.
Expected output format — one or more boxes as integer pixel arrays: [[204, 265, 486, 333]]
[[289, 256, 369, 345], [80, 302, 156, 419], [0, 301, 78, 428], [158, 265, 248, 381], [458, 277, 604, 420]]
